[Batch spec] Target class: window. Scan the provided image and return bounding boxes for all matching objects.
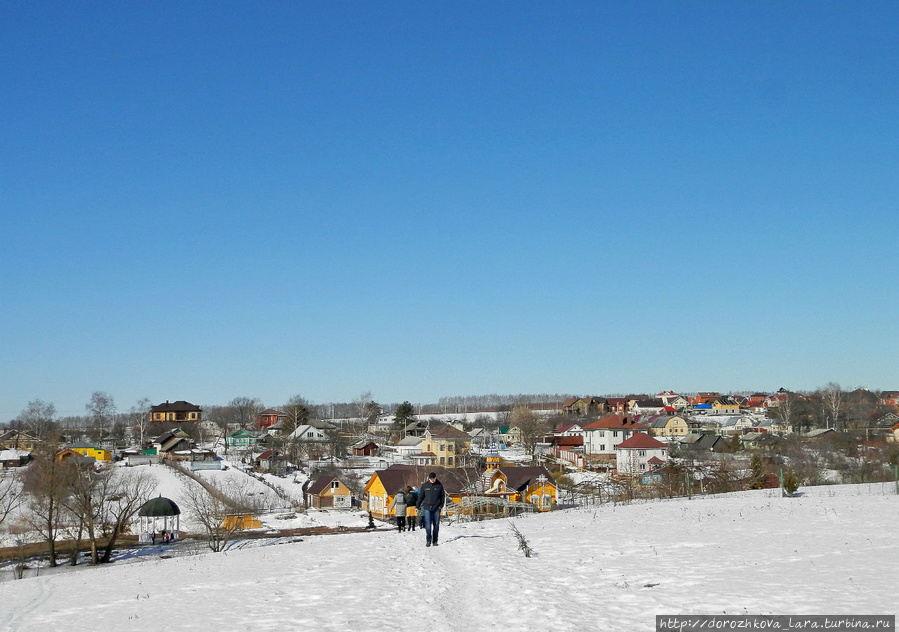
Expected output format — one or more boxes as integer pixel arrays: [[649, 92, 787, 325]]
[[448, 443, 454, 452], [330, 481, 339, 490], [439, 457, 445, 465], [439, 443, 445, 452]]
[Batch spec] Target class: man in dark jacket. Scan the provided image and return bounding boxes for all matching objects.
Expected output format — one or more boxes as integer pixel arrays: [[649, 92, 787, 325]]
[[416, 472, 445, 547]]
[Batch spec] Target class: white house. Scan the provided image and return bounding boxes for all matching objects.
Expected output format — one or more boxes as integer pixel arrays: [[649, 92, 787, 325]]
[[615, 432, 669, 474], [581, 414, 649, 455]]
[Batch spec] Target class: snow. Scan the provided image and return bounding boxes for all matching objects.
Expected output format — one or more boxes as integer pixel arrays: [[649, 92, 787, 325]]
[[1, 481, 896, 631]]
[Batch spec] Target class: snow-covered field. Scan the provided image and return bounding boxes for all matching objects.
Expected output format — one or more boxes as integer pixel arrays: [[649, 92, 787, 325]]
[[0, 482, 895, 631]]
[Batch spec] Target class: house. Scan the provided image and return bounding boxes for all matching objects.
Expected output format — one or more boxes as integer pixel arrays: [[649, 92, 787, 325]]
[[631, 399, 666, 415], [679, 432, 727, 452], [226, 428, 264, 448], [393, 435, 425, 460], [65, 440, 112, 462], [497, 425, 522, 446], [351, 440, 380, 457], [420, 424, 472, 467], [287, 419, 336, 443], [254, 450, 288, 476], [581, 414, 649, 455], [561, 397, 606, 417], [615, 432, 669, 474], [657, 392, 689, 410], [879, 391, 899, 408], [690, 392, 722, 405], [305, 475, 355, 509], [482, 465, 557, 512], [890, 421, 899, 443], [256, 409, 287, 430], [149, 400, 202, 423], [0, 449, 31, 470], [363, 465, 480, 519], [0, 430, 40, 452], [711, 397, 741, 415], [644, 415, 689, 438], [152, 428, 193, 456]]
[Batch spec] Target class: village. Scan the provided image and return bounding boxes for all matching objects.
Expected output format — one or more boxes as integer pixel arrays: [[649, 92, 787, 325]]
[[2, 386, 898, 566]]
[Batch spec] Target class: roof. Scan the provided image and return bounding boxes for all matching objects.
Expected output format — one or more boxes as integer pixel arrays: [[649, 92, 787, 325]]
[[426, 424, 471, 440], [616, 433, 667, 449], [138, 496, 181, 517], [150, 400, 202, 413], [581, 414, 648, 430], [306, 476, 350, 495], [370, 465, 481, 495], [499, 466, 554, 492]]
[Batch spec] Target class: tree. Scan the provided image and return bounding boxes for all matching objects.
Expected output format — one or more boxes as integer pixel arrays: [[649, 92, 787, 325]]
[[283, 394, 312, 437], [127, 397, 153, 448], [22, 443, 75, 567], [98, 468, 156, 563], [0, 475, 24, 530], [228, 396, 263, 428], [181, 478, 256, 552], [18, 399, 57, 440], [86, 391, 116, 442], [510, 405, 551, 456], [353, 391, 380, 424], [822, 382, 843, 430], [393, 401, 416, 439]]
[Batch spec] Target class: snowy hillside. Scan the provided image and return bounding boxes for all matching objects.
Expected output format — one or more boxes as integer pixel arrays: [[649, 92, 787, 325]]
[[1, 482, 896, 632]]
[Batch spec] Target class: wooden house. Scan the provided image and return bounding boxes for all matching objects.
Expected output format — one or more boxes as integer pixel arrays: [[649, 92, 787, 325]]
[[149, 400, 202, 423], [305, 475, 355, 509]]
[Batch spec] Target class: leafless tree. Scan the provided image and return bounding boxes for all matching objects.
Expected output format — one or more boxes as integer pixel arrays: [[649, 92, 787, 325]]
[[823, 382, 843, 430], [283, 394, 312, 437], [510, 405, 551, 456], [86, 391, 117, 442], [0, 475, 24, 529], [228, 396, 264, 428], [18, 399, 57, 440], [98, 468, 156, 563], [181, 478, 255, 552], [127, 397, 153, 448], [22, 444, 75, 567]]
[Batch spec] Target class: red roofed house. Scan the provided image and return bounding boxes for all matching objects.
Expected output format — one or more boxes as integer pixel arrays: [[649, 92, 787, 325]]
[[615, 432, 669, 474], [581, 414, 649, 455], [257, 409, 287, 429]]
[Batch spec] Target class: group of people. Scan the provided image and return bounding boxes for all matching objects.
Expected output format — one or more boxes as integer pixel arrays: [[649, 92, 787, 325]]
[[388, 472, 445, 547]]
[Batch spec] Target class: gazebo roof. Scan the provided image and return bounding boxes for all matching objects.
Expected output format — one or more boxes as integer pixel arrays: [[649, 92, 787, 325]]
[[138, 496, 181, 517]]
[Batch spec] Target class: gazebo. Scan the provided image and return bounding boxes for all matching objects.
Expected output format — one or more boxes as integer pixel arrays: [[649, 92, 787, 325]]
[[137, 496, 181, 543]]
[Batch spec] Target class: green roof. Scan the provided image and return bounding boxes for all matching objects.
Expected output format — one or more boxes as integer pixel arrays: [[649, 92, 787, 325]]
[[138, 496, 181, 517]]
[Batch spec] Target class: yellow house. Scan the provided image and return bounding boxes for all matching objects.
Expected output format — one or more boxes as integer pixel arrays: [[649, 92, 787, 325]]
[[150, 400, 203, 423], [711, 399, 740, 415], [363, 463, 557, 520], [363, 465, 480, 519], [484, 466, 557, 512], [221, 514, 262, 530], [66, 441, 112, 462], [420, 424, 472, 467], [647, 415, 689, 438]]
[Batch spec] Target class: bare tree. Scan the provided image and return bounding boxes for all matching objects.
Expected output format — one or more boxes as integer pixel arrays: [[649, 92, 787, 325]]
[[510, 405, 551, 456], [127, 397, 153, 448], [228, 396, 264, 428], [283, 394, 312, 437], [353, 391, 380, 423], [18, 399, 57, 440], [823, 382, 843, 430], [0, 475, 24, 530], [181, 478, 254, 552], [98, 468, 156, 563], [86, 391, 117, 442], [22, 444, 75, 567]]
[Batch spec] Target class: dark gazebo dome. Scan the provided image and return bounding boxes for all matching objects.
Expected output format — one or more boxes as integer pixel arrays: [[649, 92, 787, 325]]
[[138, 496, 181, 517]]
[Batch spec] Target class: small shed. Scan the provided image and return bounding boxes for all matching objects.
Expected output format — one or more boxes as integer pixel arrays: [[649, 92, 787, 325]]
[[137, 496, 182, 543], [305, 476, 354, 509]]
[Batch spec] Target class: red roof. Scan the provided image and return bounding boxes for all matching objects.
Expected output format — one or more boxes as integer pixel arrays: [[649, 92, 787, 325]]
[[616, 432, 667, 449], [582, 414, 649, 430], [647, 456, 665, 464]]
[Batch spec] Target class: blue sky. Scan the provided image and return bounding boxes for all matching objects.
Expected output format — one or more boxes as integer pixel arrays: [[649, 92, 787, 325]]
[[2, 2, 897, 418]]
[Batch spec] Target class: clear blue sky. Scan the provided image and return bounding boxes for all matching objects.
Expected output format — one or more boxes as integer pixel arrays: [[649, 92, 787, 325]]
[[2, 2, 897, 418]]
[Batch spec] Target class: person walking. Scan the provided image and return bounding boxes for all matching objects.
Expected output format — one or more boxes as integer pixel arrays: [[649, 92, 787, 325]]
[[416, 472, 445, 547], [404, 486, 417, 532], [388, 488, 407, 532]]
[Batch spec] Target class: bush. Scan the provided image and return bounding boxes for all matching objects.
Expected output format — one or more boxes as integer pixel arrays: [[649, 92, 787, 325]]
[[782, 469, 800, 497]]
